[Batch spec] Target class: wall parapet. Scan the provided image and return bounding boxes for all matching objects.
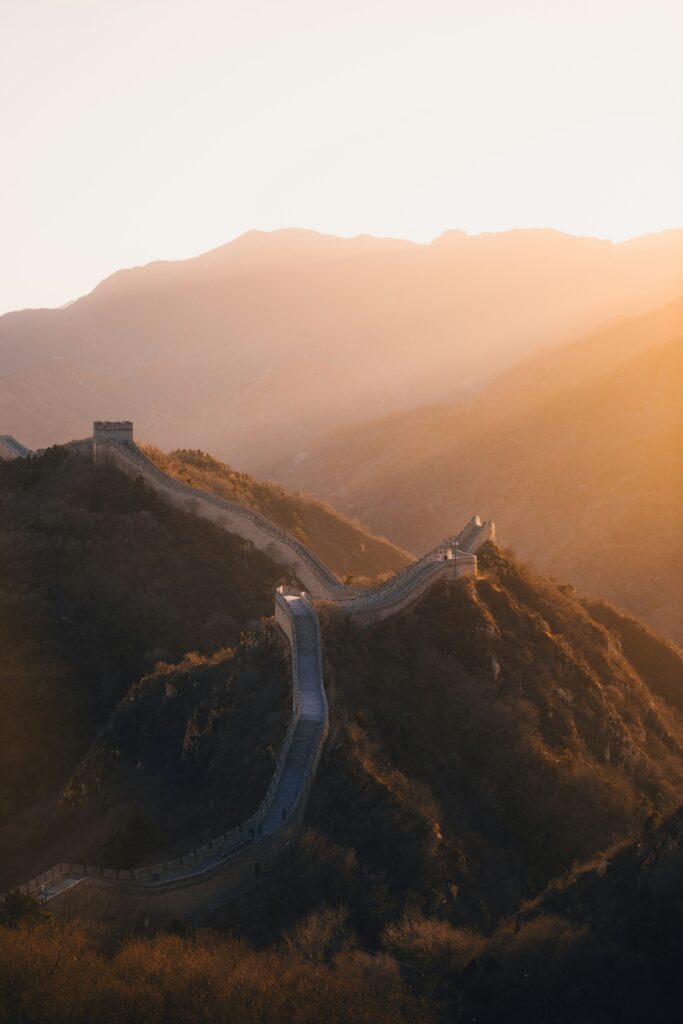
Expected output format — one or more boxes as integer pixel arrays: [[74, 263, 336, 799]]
[[3, 591, 328, 925], [2, 422, 495, 925], [94, 431, 487, 610], [97, 437, 350, 599]]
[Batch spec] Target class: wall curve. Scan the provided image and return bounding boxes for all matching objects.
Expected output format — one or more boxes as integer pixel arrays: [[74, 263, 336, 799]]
[[1, 423, 495, 925]]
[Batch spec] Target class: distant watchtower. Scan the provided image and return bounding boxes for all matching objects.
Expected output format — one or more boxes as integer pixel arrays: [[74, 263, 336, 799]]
[[93, 420, 133, 461]]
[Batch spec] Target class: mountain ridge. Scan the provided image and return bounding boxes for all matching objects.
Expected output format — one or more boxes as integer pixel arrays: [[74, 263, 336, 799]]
[[3, 227, 683, 467], [274, 296, 683, 642]]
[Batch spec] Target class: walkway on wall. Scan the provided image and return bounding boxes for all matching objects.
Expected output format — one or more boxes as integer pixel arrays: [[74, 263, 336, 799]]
[[100, 436, 493, 619], [1, 425, 494, 922]]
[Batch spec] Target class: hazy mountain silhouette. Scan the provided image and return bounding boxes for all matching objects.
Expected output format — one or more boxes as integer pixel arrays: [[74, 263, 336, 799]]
[[3, 228, 683, 470], [274, 297, 683, 642]]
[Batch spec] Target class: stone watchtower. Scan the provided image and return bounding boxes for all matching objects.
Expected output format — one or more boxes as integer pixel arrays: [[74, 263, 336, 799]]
[[93, 420, 133, 460]]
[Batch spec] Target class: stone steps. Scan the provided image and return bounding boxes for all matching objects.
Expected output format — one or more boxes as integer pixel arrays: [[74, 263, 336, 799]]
[[284, 719, 319, 771], [295, 618, 319, 655]]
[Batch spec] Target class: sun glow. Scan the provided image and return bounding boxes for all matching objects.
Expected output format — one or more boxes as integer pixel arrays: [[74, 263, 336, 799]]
[[1, 0, 682, 312]]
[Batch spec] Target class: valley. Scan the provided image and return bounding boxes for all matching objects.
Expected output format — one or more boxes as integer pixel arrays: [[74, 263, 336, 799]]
[[275, 296, 683, 644]]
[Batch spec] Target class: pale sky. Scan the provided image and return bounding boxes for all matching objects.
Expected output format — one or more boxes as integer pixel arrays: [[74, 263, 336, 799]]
[[1, 0, 682, 313]]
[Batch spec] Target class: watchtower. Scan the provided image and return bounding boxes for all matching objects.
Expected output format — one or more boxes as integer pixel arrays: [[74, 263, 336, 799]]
[[93, 421, 134, 460]]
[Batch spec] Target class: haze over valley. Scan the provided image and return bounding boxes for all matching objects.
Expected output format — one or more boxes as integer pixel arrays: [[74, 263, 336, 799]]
[[2, 226, 683, 473], [275, 293, 683, 642]]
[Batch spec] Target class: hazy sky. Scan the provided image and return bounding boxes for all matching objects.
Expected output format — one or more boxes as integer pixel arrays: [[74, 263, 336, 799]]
[[1, 0, 682, 313]]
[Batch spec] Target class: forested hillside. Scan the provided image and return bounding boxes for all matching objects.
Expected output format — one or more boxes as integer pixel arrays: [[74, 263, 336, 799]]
[[0, 448, 291, 888], [144, 445, 411, 583], [295, 545, 683, 929], [3, 537, 683, 1022]]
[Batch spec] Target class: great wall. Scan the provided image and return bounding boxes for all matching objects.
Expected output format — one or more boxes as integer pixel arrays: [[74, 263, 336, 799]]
[[0, 423, 495, 929]]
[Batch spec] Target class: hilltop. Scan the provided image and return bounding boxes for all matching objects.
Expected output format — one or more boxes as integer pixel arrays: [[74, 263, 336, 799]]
[[275, 296, 683, 643], [284, 545, 683, 930], [3, 228, 683, 468]]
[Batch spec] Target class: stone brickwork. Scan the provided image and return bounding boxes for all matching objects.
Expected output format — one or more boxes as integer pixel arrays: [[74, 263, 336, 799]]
[[93, 421, 134, 442], [93, 421, 134, 462]]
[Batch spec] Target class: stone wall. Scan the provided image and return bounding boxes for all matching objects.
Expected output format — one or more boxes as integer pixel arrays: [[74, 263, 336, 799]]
[[94, 432, 483, 612], [3, 591, 329, 931], [335, 552, 477, 624], [96, 438, 347, 599], [2, 421, 494, 926], [455, 515, 496, 553], [93, 421, 134, 443]]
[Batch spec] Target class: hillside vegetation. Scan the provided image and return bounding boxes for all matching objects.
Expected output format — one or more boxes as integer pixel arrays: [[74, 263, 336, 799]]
[[276, 297, 683, 642], [3, 447, 682, 908], [301, 545, 683, 927], [3, 798, 681, 1024], [4, 542, 683, 1022], [2, 452, 683, 1021], [0, 448, 291, 888], [143, 445, 411, 583], [60, 630, 290, 871]]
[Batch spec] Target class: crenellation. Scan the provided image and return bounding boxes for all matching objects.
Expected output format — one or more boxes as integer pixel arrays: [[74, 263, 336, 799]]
[[93, 420, 134, 461], [93, 420, 134, 441]]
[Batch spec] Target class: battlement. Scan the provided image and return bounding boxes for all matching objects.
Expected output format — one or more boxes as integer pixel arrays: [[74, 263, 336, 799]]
[[93, 421, 134, 443]]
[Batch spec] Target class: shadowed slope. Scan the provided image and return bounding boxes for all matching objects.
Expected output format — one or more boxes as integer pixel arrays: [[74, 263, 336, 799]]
[[0, 448, 290, 889]]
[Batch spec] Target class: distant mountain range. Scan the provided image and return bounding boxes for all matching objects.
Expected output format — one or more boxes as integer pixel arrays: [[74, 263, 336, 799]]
[[3, 227, 683, 471], [274, 296, 683, 643]]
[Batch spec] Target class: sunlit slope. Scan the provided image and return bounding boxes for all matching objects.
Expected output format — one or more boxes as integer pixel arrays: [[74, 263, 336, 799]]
[[295, 545, 683, 931], [143, 445, 411, 582], [3, 228, 683, 468], [277, 301, 683, 641]]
